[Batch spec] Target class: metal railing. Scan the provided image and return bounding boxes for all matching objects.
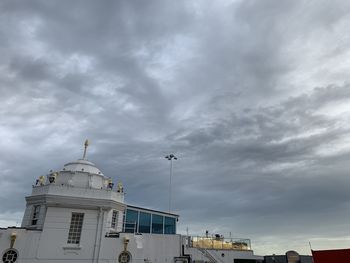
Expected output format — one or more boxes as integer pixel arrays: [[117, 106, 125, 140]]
[[197, 247, 222, 263], [190, 236, 251, 251]]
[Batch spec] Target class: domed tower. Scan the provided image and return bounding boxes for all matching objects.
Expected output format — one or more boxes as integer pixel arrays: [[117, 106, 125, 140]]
[[20, 140, 125, 257]]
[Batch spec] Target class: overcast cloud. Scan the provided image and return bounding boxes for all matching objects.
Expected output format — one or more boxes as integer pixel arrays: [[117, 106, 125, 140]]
[[1, 0, 350, 255]]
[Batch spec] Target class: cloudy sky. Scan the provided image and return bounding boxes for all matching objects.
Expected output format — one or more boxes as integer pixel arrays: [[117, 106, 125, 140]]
[[1, 0, 350, 255]]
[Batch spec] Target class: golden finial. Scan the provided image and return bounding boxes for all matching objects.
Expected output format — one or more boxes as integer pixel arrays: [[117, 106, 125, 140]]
[[39, 175, 45, 186], [83, 139, 89, 159], [10, 232, 17, 248], [117, 182, 124, 193]]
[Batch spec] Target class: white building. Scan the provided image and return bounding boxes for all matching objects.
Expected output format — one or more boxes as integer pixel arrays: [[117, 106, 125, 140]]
[[0, 142, 263, 263]]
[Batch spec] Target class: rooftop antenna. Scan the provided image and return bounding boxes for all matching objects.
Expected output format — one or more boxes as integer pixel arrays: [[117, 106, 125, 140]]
[[83, 139, 89, 159]]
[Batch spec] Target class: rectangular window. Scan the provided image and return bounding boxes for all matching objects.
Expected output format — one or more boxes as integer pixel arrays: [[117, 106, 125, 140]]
[[125, 209, 138, 233], [151, 214, 164, 234], [31, 205, 40, 225], [67, 213, 84, 244], [164, 217, 176, 234], [139, 212, 151, 233], [111, 210, 118, 229]]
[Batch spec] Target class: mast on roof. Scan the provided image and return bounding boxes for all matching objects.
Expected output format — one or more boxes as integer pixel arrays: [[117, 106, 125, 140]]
[[83, 139, 89, 159]]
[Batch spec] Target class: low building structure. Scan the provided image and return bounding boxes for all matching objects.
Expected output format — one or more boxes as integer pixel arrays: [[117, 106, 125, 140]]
[[264, 251, 312, 263], [312, 248, 350, 263]]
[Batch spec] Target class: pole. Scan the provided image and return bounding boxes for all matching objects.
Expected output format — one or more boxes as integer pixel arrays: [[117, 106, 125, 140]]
[[165, 154, 177, 213], [169, 159, 173, 213], [83, 139, 89, 159]]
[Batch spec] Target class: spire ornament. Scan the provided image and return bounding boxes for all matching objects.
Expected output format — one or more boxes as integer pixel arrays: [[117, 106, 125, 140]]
[[83, 139, 89, 159]]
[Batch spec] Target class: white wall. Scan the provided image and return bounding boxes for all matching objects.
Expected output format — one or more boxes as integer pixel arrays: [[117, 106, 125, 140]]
[[1, 229, 182, 263], [185, 246, 263, 263], [104, 208, 124, 233], [37, 206, 99, 261], [185, 247, 211, 261], [21, 205, 33, 228], [101, 233, 181, 263], [21, 204, 46, 230], [208, 249, 263, 262], [0, 228, 41, 263], [1, 224, 263, 263]]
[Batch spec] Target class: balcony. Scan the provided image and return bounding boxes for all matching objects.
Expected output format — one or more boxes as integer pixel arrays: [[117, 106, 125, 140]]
[[190, 235, 251, 251], [31, 184, 124, 203]]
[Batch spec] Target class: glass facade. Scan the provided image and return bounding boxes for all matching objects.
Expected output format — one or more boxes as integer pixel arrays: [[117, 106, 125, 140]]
[[138, 212, 151, 233], [124, 208, 177, 235], [164, 217, 176, 234], [152, 214, 164, 234], [125, 209, 138, 233]]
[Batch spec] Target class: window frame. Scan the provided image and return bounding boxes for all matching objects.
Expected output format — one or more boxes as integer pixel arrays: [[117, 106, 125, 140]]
[[31, 205, 40, 226], [111, 210, 118, 229], [67, 212, 84, 245], [164, 216, 176, 234], [138, 211, 151, 233], [125, 209, 138, 233], [151, 214, 164, 234]]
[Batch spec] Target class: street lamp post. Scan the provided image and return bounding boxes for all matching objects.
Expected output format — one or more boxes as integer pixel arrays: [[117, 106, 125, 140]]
[[165, 154, 177, 212]]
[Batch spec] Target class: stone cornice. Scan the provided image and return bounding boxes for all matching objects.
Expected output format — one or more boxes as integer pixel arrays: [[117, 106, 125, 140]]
[[25, 194, 126, 210]]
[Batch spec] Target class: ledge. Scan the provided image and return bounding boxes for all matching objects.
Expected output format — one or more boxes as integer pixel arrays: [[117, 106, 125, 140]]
[[62, 245, 81, 255], [62, 245, 82, 250]]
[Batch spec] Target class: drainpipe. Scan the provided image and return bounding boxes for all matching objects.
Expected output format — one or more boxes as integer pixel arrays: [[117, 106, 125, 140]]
[[96, 208, 105, 263], [92, 207, 102, 263]]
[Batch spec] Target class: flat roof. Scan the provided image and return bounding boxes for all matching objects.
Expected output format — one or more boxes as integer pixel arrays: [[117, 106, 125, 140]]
[[126, 204, 179, 218]]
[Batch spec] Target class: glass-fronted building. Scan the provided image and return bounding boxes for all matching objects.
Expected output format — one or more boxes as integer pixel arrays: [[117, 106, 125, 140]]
[[124, 205, 178, 235]]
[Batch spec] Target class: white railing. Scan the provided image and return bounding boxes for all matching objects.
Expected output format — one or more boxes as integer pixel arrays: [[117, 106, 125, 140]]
[[31, 184, 124, 202], [197, 247, 219, 263]]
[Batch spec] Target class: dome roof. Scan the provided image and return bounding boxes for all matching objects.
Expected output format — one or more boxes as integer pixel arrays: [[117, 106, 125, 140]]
[[62, 159, 103, 175]]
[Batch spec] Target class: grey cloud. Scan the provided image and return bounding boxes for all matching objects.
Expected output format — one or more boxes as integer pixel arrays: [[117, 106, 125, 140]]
[[165, 85, 350, 242], [1, 0, 350, 255]]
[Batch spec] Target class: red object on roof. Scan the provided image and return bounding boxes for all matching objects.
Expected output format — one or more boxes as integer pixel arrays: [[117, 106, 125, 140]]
[[312, 248, 350, 263]]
